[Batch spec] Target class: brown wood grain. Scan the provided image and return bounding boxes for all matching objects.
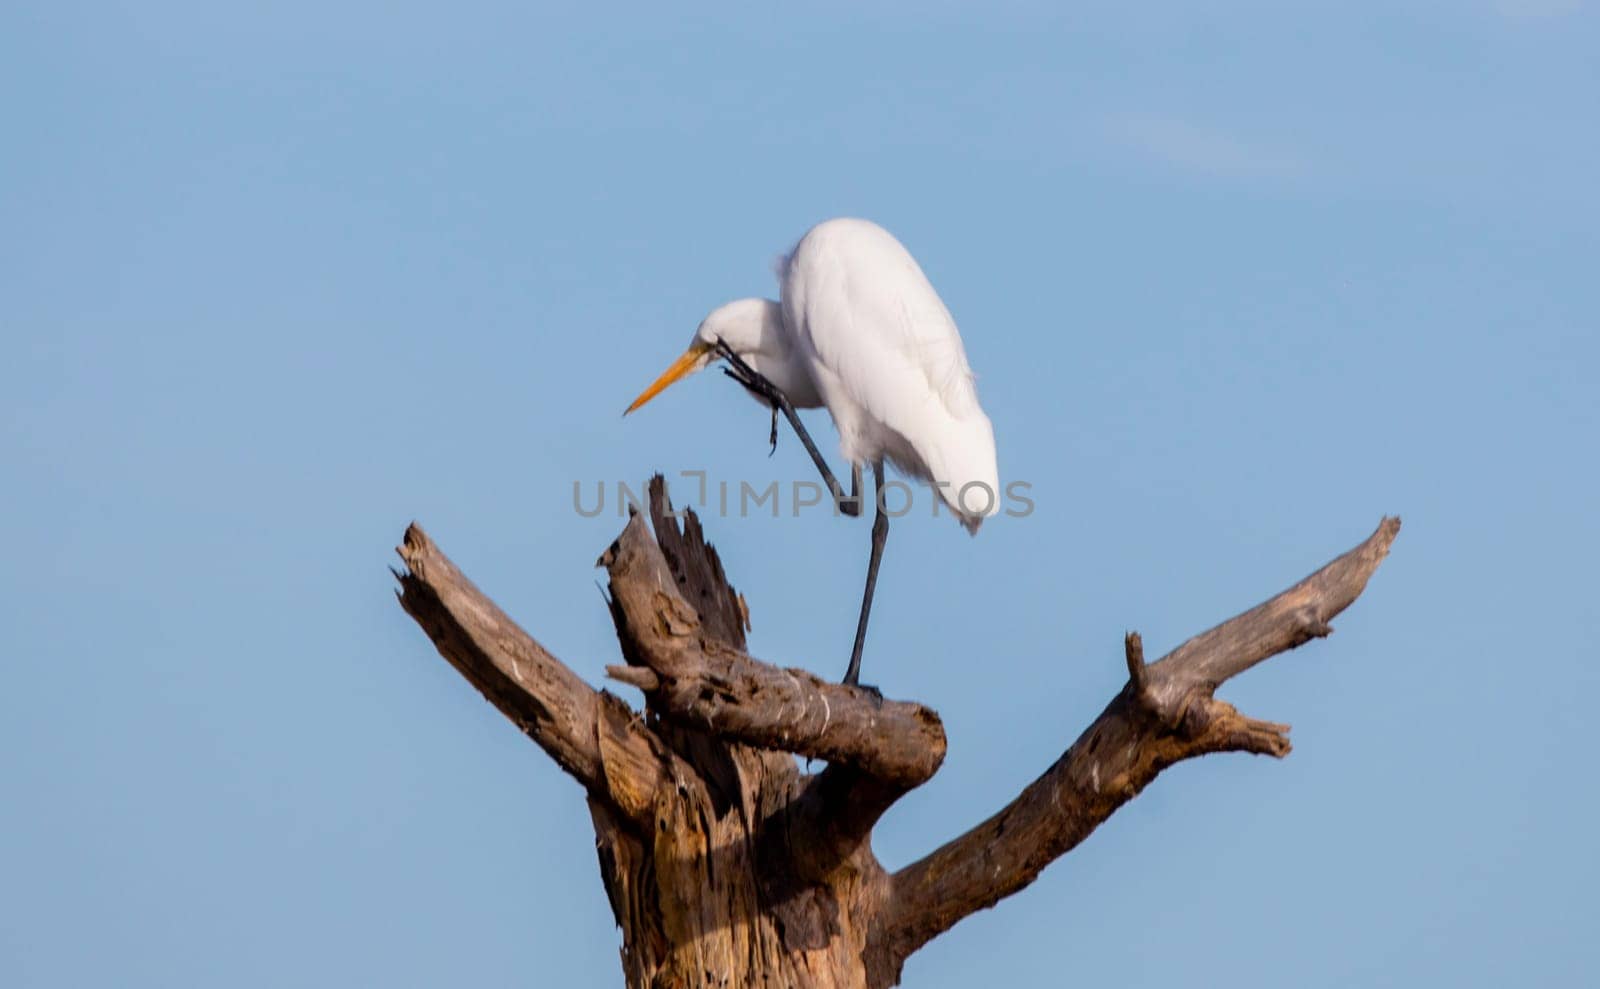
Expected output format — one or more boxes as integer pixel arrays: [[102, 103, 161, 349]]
[[395, 477, 1398, 987]]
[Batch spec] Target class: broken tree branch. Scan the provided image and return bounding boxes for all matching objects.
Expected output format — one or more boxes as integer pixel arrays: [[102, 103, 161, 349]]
[[601, 510, 946, 790], [394, 484, 1399, 989], [885, 517, 1400, 964], [1142, 516, 1400, 715], [395, 523, 667, 828]]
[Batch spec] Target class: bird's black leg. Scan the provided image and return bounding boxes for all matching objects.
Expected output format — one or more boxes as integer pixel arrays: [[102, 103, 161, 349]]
[[843, 461, 889, 692], [716, 341, 861, 517]]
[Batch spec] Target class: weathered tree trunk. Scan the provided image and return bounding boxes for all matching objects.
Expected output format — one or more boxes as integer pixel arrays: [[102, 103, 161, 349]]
[[395, 476, 1398, 987]]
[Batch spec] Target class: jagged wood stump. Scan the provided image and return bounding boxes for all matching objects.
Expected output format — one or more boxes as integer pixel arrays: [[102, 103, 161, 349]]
[[395, 476, 1399, 988]]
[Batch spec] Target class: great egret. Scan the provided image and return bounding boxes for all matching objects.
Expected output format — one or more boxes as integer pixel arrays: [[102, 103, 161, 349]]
[[625, 217, 998, 688]]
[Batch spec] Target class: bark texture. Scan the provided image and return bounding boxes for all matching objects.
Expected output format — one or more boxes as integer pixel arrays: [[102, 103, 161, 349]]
[[395, 476, 1398, 987]]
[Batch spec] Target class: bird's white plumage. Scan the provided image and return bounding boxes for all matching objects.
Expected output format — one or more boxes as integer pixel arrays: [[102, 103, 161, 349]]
[[779, 219, 998, 530], [623, 217, 999, 684], [631, 216, 999, 532]]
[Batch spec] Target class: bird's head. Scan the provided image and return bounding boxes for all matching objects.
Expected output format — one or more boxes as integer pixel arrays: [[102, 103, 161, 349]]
[[624, 299, 784, 415]]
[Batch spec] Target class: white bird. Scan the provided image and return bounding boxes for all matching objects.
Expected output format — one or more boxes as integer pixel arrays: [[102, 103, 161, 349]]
[[625, 217, 998, 688]]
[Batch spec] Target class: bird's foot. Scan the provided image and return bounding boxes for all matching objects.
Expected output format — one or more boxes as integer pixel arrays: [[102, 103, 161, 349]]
[[717, 341, 783, 401], [841, 665, 883, 706], [849, 682, 884, 707], [715, 340, 784, 454]]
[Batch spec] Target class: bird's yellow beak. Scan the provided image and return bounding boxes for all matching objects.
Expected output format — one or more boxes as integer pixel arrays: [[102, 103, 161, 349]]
[[624, 341, 715, 415]]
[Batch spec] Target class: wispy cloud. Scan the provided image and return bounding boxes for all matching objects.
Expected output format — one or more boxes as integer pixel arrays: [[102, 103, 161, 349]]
[[1112, 114, 1301, 177]]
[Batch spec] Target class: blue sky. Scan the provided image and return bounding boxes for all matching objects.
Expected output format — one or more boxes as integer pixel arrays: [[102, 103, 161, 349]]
[[3, 2, 1596, 985]]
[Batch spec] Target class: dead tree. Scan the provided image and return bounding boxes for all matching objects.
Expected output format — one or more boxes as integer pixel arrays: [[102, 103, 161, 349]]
[[394, 476, 1399, 988]]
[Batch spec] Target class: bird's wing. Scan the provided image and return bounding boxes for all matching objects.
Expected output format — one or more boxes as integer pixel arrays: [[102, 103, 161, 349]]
[[784, 221, 996, 516], [788, 223, 984, 429]]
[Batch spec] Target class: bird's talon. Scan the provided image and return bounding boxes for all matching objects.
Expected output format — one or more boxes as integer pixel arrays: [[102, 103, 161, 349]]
[[853, 683, 884, 706]]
